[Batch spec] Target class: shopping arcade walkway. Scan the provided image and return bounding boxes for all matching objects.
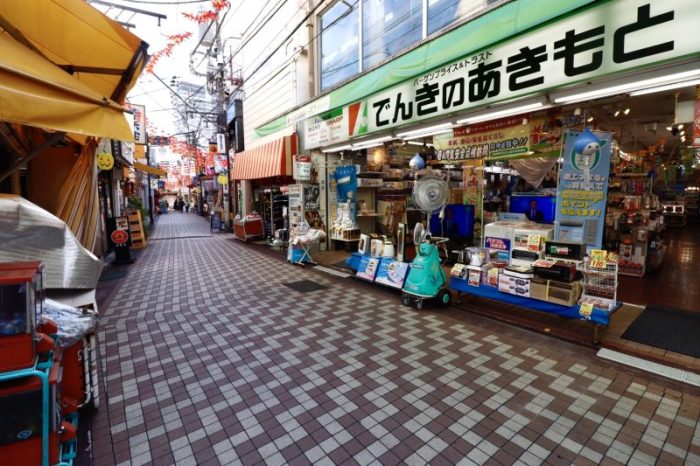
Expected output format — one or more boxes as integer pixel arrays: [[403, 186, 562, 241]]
[[88, 213, 700, 466]]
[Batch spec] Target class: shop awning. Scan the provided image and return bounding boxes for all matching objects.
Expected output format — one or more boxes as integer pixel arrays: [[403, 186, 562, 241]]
[[133, 162, 166, 178], [0, 32, 134, 141], [231, 134, 297, 180], [0, 0, 148, 103]]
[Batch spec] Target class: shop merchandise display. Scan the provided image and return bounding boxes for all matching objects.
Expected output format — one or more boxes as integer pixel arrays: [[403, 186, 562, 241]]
[[0, 261, 99, 466], [400, 176, 452, 309], [233, 212, 264, 242], [287, 222, 325, 265]]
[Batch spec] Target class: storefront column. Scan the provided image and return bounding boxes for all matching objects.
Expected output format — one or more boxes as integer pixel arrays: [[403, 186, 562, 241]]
[[241, 179, 253, 216]]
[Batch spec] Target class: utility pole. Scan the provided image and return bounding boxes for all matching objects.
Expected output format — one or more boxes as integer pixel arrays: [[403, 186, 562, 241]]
[[213, 18, 232, 230]]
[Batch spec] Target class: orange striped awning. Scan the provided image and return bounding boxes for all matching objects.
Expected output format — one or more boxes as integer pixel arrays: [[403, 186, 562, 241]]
[[231, 134, 297, 180]]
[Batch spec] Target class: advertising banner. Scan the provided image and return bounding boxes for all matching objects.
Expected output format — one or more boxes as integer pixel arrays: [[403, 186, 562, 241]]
[[303, 101, 369, 149], [335, 165, 358, 218], [374, 258, 409, 289], [555, 130, 612, 252], [356, 256, 380, 281], [131, 104, 146, 145], [434, 117, 532, 161]]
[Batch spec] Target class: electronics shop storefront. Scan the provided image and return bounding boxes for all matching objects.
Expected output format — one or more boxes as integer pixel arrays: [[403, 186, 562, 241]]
[[263, 0, 700, 321]]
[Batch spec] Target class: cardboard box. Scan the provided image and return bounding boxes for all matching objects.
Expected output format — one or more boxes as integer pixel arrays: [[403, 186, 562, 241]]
[[547, 280, 582, 306], [498, 274, 530, 297], [529, 278, 549, 301], [357, 177, 383, 187]]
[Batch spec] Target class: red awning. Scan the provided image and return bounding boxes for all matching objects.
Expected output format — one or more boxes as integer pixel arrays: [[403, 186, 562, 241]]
[[231, 134, 297, 180]]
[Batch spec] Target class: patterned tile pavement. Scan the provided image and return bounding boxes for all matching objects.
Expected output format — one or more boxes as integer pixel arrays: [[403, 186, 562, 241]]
[[88, 214, 700, 466], [149, 211, 212, 240]]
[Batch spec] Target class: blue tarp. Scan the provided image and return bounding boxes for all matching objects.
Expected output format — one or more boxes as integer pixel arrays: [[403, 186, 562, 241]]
[[449, 277, 621, 326]]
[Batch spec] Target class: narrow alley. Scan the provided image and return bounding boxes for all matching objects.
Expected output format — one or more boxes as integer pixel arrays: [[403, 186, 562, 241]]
[[87, 213, 700, 466]]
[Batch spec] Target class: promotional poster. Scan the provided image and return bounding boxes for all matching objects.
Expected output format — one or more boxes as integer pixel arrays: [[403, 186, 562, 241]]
[[555, 129, 612, 252]]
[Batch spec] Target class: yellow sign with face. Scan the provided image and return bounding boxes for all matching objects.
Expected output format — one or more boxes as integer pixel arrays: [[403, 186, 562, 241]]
[[96, 152, 114, 171], [217, 174, 229, 185]]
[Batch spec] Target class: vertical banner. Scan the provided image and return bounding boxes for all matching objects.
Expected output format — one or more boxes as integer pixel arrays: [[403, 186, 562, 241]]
[[462, 159, 483, 241], [131, 104, 146, 145], [335, 165, 358, 219], [555, 130, 612, 252]]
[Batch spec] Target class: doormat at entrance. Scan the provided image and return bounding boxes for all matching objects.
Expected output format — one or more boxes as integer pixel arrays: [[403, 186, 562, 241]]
[[332, 260, 354, 271], [99, 269, 129, 282], [622, 305, 700, 358], [283, 280, 328, 293]]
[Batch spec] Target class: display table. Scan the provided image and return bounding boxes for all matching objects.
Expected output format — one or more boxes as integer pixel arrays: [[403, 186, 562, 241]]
[[233, 218, 264, 241], [449, 277, 622, 343]]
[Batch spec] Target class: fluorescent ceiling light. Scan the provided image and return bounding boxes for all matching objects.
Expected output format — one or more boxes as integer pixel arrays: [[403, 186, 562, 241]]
[[629, 78, 700, 96], [396, 123, 453, 139], [456, 102, 548, 125], [324, 144, 352, 153], [351, 135, 393, 149], [554, 69, 700, 103], [406, 141, 434, 147]]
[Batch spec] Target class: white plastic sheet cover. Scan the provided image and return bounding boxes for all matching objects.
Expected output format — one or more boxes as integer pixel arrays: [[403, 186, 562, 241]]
[[0, 195, 104, 289], [41, 298, 98, 347], [510, 158, 557, 189]]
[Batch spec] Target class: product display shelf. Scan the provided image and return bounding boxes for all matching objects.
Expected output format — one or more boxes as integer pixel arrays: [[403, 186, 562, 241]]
[[449, 278, 621, 343], [0, 353, 53, 466]]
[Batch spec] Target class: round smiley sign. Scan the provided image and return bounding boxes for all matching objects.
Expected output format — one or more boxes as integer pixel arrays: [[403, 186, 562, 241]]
[[96, 152, 114, 171]]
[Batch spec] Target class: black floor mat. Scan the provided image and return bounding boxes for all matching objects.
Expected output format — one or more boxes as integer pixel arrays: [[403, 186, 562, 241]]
[[283, 280, 327, 293], [99, 269, 129, 281], [332, 260, 353, 271], [622, 305, 700, 358]]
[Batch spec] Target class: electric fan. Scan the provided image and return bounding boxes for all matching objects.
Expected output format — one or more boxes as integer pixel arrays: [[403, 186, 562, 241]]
[[400, 175, 452, 310], [412, 175, 449, 229]]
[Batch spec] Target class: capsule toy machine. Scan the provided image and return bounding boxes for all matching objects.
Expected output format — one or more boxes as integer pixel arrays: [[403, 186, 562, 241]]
[[0, 262, 51, 373], [0, 356, 78, 466]]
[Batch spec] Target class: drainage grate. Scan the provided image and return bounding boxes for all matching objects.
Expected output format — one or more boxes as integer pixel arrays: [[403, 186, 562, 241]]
[[283, 280, 328, 293]]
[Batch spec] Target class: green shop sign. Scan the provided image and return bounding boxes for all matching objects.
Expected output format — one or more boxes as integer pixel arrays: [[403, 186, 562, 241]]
[[293, 0, 700, 147]]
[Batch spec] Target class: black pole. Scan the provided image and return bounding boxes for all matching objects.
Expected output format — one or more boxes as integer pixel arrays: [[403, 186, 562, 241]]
[[145, 132, 154, 224]]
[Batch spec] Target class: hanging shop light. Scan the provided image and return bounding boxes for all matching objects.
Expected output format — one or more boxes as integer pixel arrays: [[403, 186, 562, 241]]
[[552, 66, 700, 104], [351, 135, 393, 150], [456, 100, 550, 125], [629, 78, 700, 96], [324, 144, 352, 153], [396, 122, 454, 139]]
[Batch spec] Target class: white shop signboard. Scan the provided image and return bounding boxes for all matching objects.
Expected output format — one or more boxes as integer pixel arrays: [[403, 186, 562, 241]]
[[368, 0, 699, 132], [294, 0, 694, 138]]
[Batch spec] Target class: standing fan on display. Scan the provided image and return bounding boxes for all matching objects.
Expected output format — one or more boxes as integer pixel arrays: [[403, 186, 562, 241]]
[[401, 175, 452, 310]]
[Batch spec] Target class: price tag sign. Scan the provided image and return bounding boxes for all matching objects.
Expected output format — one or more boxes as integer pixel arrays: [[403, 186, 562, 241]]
[[590, 249, 608, 268], [579, 302, 593, 317], [527, 234, 541, 252]]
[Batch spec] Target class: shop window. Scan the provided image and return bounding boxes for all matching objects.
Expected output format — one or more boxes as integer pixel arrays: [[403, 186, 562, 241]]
[[428, 0, 499, 35], [362, 0, 423, 70], [320, 0, 360, 91]]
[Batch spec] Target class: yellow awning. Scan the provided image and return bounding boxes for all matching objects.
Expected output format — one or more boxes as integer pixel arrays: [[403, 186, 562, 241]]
[[0, 32, 134, 141], [0, 0, 148, 102], [133, 162, 166, 177]]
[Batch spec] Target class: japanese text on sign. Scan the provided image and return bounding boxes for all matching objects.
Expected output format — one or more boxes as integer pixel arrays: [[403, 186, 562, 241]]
[[367, 1, 691, 133]]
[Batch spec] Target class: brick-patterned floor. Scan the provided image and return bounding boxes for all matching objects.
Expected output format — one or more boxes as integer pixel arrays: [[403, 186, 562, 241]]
[[88, 214, 700, 466]]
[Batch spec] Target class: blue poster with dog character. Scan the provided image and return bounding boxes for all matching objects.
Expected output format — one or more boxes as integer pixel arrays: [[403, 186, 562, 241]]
[[555, 129, 612, 253]]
